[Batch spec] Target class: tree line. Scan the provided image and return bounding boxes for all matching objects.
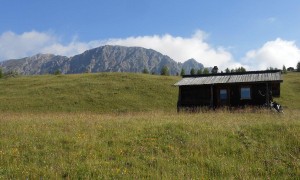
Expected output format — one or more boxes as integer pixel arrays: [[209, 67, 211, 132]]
[[141, 62, 300, 76], [267, 63, 300, 74], [180, 66, 247, 76], [141, 66, 248, 76]]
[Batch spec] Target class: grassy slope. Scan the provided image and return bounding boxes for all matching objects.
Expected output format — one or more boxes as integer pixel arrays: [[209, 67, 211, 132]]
[[0, 73, 179, 113], [278, 72, 300, 109], [0, 72, 299, 113], [0, 72, 299, 178]]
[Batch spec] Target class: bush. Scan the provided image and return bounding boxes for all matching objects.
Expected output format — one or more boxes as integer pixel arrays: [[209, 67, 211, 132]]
[[54, 70, 62, 75], [4, 70, 19, 78], [142, 68, 149, 74]]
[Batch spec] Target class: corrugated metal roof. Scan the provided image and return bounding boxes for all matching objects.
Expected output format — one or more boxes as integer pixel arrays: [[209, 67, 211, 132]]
[[174, 71, 282, 86]]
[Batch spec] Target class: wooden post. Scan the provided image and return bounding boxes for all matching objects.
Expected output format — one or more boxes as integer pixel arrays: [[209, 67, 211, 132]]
[[266, 83, 270, 107], [177, 87, 182, 112], [210, 85, 214, 108]]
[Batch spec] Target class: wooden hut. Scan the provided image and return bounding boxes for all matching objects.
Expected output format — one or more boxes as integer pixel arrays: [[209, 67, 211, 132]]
[[174, 70, 283, 110]]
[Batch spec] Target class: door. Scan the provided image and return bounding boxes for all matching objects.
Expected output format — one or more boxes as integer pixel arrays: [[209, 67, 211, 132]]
[[219, 88, 229, 106]]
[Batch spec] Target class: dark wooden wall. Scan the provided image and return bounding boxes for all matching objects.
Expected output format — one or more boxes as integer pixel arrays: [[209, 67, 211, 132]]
[[178, 82, 281, 108], [179, 85, 211, 107]]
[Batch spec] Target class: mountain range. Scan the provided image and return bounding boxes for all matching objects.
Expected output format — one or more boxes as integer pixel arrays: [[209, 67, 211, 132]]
[[0, 45, 204, 75]]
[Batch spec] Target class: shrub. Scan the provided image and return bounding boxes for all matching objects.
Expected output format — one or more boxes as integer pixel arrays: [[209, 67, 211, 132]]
[[4, 70, 19, 78], [54, 70, 62, 75], [142, 68, 149, 74]]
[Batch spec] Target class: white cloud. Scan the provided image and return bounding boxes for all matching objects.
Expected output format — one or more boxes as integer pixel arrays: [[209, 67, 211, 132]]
[[103, 30, 239, 69], [0, 31, 103, 60], [242, 38, 300, 70], [0, 30, 239, 70], [0, 31, 55, 59], [1, 30, 299, 71]]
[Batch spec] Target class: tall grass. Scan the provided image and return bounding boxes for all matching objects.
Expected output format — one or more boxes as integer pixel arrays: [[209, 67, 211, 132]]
[[0, 72, 299, 178], [0, 110, 299, 179]]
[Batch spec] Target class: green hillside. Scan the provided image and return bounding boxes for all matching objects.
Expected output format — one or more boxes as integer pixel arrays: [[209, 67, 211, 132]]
[[278, 72, 300, 109], [0, 72, 299, 112], [0, 73, 179, 113]]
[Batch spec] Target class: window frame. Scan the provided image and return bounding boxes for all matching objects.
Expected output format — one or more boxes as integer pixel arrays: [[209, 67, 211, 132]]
[[240, 87, 251, 100], [220, 89, 228, 100]]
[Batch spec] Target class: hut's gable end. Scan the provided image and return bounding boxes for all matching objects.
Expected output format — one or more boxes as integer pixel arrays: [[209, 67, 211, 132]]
[[179, 85, 211, 106]]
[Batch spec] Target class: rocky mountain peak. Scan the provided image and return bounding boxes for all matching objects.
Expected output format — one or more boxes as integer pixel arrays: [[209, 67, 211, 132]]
[[181, 58, 204, 74], [0, 45, 206, 76]]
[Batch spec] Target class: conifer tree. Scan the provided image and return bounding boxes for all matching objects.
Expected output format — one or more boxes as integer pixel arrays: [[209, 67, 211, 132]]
[[160, 66, 170, 76], [225, 68, 230, 73], [203, 68, 209, 74], [282, 65, 287, 74], [180, 68, 185, 76], [197, 69, 203, 75], [190, 68, 196, 75]]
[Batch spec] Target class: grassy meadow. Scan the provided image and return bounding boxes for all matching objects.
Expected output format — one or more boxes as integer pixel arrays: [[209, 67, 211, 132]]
[[0, 73, 179, 113], [0, 72, 300, 178]]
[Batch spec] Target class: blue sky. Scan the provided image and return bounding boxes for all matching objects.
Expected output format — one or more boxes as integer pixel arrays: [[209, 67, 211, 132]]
[[1, 0, 300, 70]]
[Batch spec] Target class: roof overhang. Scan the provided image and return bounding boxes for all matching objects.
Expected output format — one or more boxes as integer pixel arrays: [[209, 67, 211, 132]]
[[174, 70, 283, 86]]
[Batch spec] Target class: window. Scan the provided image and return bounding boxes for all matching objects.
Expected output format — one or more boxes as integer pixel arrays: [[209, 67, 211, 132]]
[[241, 87, 251, 99], [220, 89, 227, 100]]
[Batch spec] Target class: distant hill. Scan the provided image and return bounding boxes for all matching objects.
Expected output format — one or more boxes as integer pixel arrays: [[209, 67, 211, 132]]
[[0, 73, 180, 113], [0, 45, 204, 75]]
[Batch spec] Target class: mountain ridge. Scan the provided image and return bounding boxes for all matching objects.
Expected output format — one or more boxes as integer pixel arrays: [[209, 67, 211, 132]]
[[0, 45, 204, 75]]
